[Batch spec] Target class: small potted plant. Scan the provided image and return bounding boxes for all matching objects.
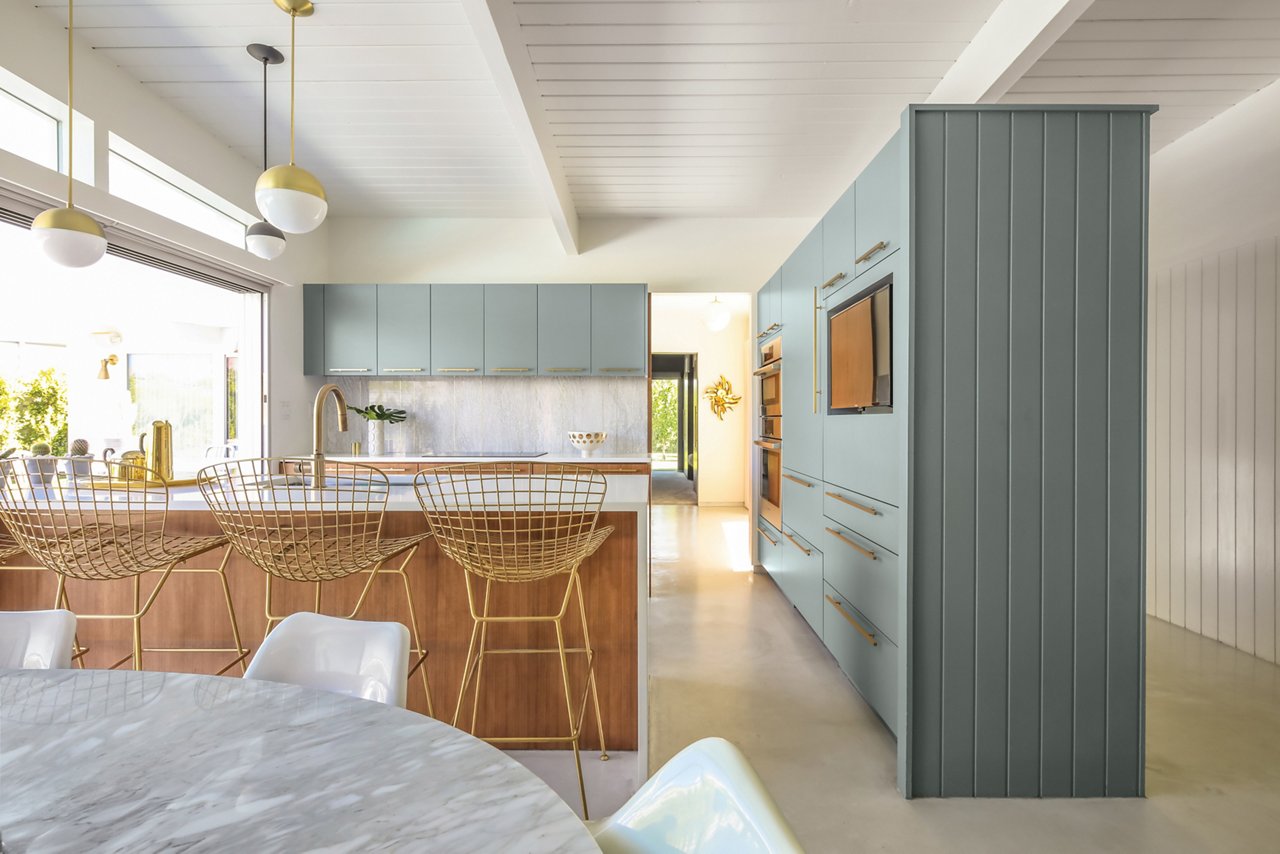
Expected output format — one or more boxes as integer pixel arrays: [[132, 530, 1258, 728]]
[[347, 404, 407, 457], [25, 441, 58, 487]]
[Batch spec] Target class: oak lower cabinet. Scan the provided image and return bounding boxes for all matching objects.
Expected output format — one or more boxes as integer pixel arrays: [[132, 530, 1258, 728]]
[[484, 284, 537, 376], [591, 284, 647, 377], [430, 284, 484, 376]]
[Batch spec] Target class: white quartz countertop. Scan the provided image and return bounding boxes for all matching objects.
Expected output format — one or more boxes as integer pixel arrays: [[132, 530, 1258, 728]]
[[326, 454, 652, 465]]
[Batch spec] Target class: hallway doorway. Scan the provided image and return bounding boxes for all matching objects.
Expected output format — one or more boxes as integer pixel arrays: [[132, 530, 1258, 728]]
[[651, 353, 697, 505]]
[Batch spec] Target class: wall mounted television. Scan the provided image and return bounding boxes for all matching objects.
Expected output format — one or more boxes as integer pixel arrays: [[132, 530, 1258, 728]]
[[827, 273, 892, 414]]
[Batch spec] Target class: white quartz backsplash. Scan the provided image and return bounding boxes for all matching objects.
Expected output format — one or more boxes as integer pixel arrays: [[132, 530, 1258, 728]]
[[324, 376, 648, 456]]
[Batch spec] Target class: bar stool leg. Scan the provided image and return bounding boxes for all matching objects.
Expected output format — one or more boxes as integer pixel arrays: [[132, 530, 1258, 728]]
[[52, 573, 88, 668], [453, 574, 484, 728], [468, 579, 493, 734], [213, 547, 249, 675], [555, 615, 589, 819], [394, 551, 434, 717], [574, 572, 609, 761], [132, 574, 144, 671]]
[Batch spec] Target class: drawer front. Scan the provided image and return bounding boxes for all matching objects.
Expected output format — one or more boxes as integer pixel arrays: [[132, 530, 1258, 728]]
[[822, 522, 900, 643], [778, 527, 824, 636], [757, 518, 783, 577], [823, 583, 898, 734], [780, 468, 823, 546], [822, 485, 898, 555]]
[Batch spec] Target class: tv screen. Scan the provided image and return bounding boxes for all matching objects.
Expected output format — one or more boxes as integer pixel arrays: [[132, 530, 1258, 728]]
[[827, 277, 891, 413]]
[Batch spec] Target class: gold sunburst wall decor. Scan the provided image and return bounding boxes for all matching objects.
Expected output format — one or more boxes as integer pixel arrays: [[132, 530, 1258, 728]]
[[703, 375, 742, 421]]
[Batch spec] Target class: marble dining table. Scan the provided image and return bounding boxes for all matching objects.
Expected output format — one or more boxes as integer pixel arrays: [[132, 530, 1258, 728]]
[[0, 668, 601, 853]]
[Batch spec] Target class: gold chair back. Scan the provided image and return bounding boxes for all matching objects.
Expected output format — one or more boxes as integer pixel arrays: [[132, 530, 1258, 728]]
[[197, 458, 395, 584], [414, 462, 612, 583], [0, 521, 22, 561], [0, 457, 177, 581]]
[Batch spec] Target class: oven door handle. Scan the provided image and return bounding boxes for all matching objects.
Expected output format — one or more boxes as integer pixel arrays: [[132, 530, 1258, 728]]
[[752, 361, 781, 378], [754, 439, 781, 450]]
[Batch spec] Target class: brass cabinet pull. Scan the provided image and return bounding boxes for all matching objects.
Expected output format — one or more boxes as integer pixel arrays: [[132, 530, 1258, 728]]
[[782, 531, 811, 556], [382, 367, 424, 373], [438, 367, 479, 373], [491, 367, 532, 373], [826, 526, 876, 560], [548, 367, 587, 373], [600, 367, 641, 373], [768, 323, 781, 332], [855, 240, 889, 265], [756, 330, 768, 339], [825, 491, 878, 516], [812, 286, 819, 414], [821, 272, 846, 290], [328, 368, 370, 373], [826, 595, 878, 646], [754, 439, 781, 450], [757, 526, 779, 547], [782, 473, 814, 488], [376, 467, 413, 473]]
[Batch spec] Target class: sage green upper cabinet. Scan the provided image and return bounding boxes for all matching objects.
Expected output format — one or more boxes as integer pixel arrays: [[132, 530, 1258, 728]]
[[430, 284, 484, 376], [322, 284, 377, 377], [780, 225, 824, 480], [303, 284, 324, 376], [756, 273, 781, 341], [853, 129, 901, 279], [484, 284, 538, 376], [591, 284, 647, 376], [376, 284, 430, 377], [821, 184, 857, 294], [538, 284, 592, 377]]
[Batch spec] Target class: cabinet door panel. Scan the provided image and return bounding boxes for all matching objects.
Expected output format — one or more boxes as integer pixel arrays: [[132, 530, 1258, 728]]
[[853, 131, 902, 279], [781, 225, 824, 480], [430, 284, 485, 376], [538, 284, 592, 376], [757, 272, 781, 340], [303, 283, 324, 376], [780, 527, 824, 635], [377, 284, 431, 377], [323, 284, 377, 376], [591, 284, 647, 376], [484, 284, 538, 376], [822, 184, 857, 292]]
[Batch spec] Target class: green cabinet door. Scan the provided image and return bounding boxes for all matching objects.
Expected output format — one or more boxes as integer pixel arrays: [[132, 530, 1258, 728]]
[[756, 272, 782, 341], [430, 284, 484, 376], [303, 283, 324, 376], [781, 224, 824, 480], [853, 129, 902, 279], [485, 284, 538, 376], [376, 284, 430, 377], [821, 183, 857, 294], [538, 284, 592, 377], [591, 284, 647, 377], [322, 284, 377, 377]]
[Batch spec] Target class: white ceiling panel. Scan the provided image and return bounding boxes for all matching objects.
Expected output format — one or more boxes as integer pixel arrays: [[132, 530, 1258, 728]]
[[1004, 0, 1280, 152]]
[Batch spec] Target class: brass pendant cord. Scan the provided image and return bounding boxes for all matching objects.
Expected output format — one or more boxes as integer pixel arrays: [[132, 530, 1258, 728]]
[[289, 10, 296, 166], [65, 0, 74, 208], [261, 53, 268, 170]]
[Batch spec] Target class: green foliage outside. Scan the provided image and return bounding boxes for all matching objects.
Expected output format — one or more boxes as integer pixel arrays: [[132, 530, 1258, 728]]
[[0, 369, 69, 454], [651, 379, 679, 458]]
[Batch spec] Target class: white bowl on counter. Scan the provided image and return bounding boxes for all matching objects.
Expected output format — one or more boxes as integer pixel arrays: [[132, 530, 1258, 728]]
[[568, 432, 607, 458]]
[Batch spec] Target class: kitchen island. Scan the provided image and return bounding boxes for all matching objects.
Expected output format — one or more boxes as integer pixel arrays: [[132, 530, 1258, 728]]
[[0, 456, 650, 756]]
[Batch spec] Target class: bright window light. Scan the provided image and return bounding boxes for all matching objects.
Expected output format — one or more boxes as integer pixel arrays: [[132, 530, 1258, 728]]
[[0, 87, 58, 170]]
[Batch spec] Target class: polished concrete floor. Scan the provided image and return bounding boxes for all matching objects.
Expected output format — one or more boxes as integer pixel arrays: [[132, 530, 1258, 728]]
[[651, 470, 697, 505]]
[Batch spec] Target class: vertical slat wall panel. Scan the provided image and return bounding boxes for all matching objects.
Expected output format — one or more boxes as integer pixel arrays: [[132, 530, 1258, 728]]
[[1148, 236, 1280, 663], [1170, 268, 1187, 626], [1154, 274, 1171, 621], [909, 107, 1147, 798]]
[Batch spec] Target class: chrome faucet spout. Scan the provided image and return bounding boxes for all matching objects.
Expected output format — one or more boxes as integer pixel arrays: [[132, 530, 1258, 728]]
[[312, 383, 349, 488]]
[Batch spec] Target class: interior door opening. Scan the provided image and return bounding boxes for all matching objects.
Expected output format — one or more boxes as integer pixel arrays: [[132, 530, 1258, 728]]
[[650, 352, 697, 506]]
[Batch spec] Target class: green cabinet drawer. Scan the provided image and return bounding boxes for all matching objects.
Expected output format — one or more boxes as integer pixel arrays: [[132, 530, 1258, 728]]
[[778, 526, 823, 636], [822, 522, 900, 643], [822, 484, 898, 555], [757, 518, 783, 576], [780, 467, 822, 547], [823, 583, 898, 735]]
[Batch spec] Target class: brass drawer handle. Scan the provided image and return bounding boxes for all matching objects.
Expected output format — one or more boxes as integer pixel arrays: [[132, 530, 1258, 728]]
[[382, 368, 423, 373], [328, 368, 370, 373], [376, 467, 413, 473], [438, 367, 478, 373], [757, 526, 779, 547], [826, 527, 876, 560], [767, 323, 781, 332], [826, 595, 878, 646], [600, 367, 641, 373], [855, 240, 889, 265], [821, 272, 846, 290], [782, 531, 811, 556], [825, 491, 878, 516], [607, 468, 645, 473], [782, 473, 814, 488], [491, 367, 532, 373], [548, 367, 587, 373]]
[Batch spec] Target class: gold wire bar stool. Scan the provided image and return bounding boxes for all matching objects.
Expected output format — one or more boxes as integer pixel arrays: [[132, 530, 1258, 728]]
[[0, 457, 248, 674], [414, 461, 613, 818], [0, 519, 89, 665], [197, 457, 434, 715]]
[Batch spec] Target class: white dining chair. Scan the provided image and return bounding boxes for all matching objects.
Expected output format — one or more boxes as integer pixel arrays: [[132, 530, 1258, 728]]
[[244, 612, 411, 708], [588, 737, 805, 854], [0, 609, 76, 669]]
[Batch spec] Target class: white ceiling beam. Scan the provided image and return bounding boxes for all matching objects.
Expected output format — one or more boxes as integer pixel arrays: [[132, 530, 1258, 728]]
[[927, 0, 1097, 103], [459, 0, 579, 255]]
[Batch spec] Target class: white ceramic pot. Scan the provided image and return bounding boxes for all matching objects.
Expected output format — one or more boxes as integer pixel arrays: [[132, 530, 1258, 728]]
[[568, 431, 607, 458], [367, 420, 385, 457]]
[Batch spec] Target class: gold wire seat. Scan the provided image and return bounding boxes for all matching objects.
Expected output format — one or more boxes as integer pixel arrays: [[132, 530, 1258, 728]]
[[0, 457, 247, 673], [414, 461, 613, 818], [197, 457, 434, 714], [0, 524, 23, 561]]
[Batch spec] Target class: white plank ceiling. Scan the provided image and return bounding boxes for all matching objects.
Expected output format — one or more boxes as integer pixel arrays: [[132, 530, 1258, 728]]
[[497, 0, 1004, 217], [1003, 0, 1280, 152], [34, 0, 547, 216]]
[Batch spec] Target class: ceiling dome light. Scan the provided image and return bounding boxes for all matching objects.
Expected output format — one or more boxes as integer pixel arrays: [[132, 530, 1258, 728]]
[[31, 0, 106, 268], [255, 0, 327, 234], [704, 296, 732, 332], [245, 220, 287, 260]]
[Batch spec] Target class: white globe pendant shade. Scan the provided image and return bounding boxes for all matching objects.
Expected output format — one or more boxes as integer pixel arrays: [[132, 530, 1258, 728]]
[[245, 220, 287, 260], [255, 164, 328, 234], [704, 297, 732, 332], [30, 206, 107, 268]]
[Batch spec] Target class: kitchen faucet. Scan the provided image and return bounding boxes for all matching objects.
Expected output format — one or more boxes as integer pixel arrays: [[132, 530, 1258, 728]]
[[312, 383, 349, 489]]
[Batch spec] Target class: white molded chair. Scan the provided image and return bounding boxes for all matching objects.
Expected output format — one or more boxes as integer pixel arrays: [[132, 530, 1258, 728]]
[[0, 609, 76, 669], [588, 737, 804, 854], [244, 612, 411, 708]]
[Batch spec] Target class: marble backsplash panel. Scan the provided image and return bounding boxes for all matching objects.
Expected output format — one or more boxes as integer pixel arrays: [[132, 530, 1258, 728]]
[[324, 376, 648, 457]]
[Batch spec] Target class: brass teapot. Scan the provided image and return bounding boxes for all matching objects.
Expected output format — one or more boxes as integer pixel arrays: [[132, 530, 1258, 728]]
[[141, 420, 174, 481]]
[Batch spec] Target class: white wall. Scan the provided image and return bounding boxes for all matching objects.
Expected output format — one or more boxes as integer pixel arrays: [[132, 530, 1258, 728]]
[[324, 216, 811, 293], [651, 294, 752, 507]]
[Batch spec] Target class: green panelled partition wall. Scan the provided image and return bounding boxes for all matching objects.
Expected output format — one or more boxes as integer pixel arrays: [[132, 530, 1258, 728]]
[[755, 104, 1153, 798]]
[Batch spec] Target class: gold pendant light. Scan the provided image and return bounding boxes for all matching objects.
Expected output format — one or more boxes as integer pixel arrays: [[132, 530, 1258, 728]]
[[254, 0, 328, 234], [30, 0, 107, 268]]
